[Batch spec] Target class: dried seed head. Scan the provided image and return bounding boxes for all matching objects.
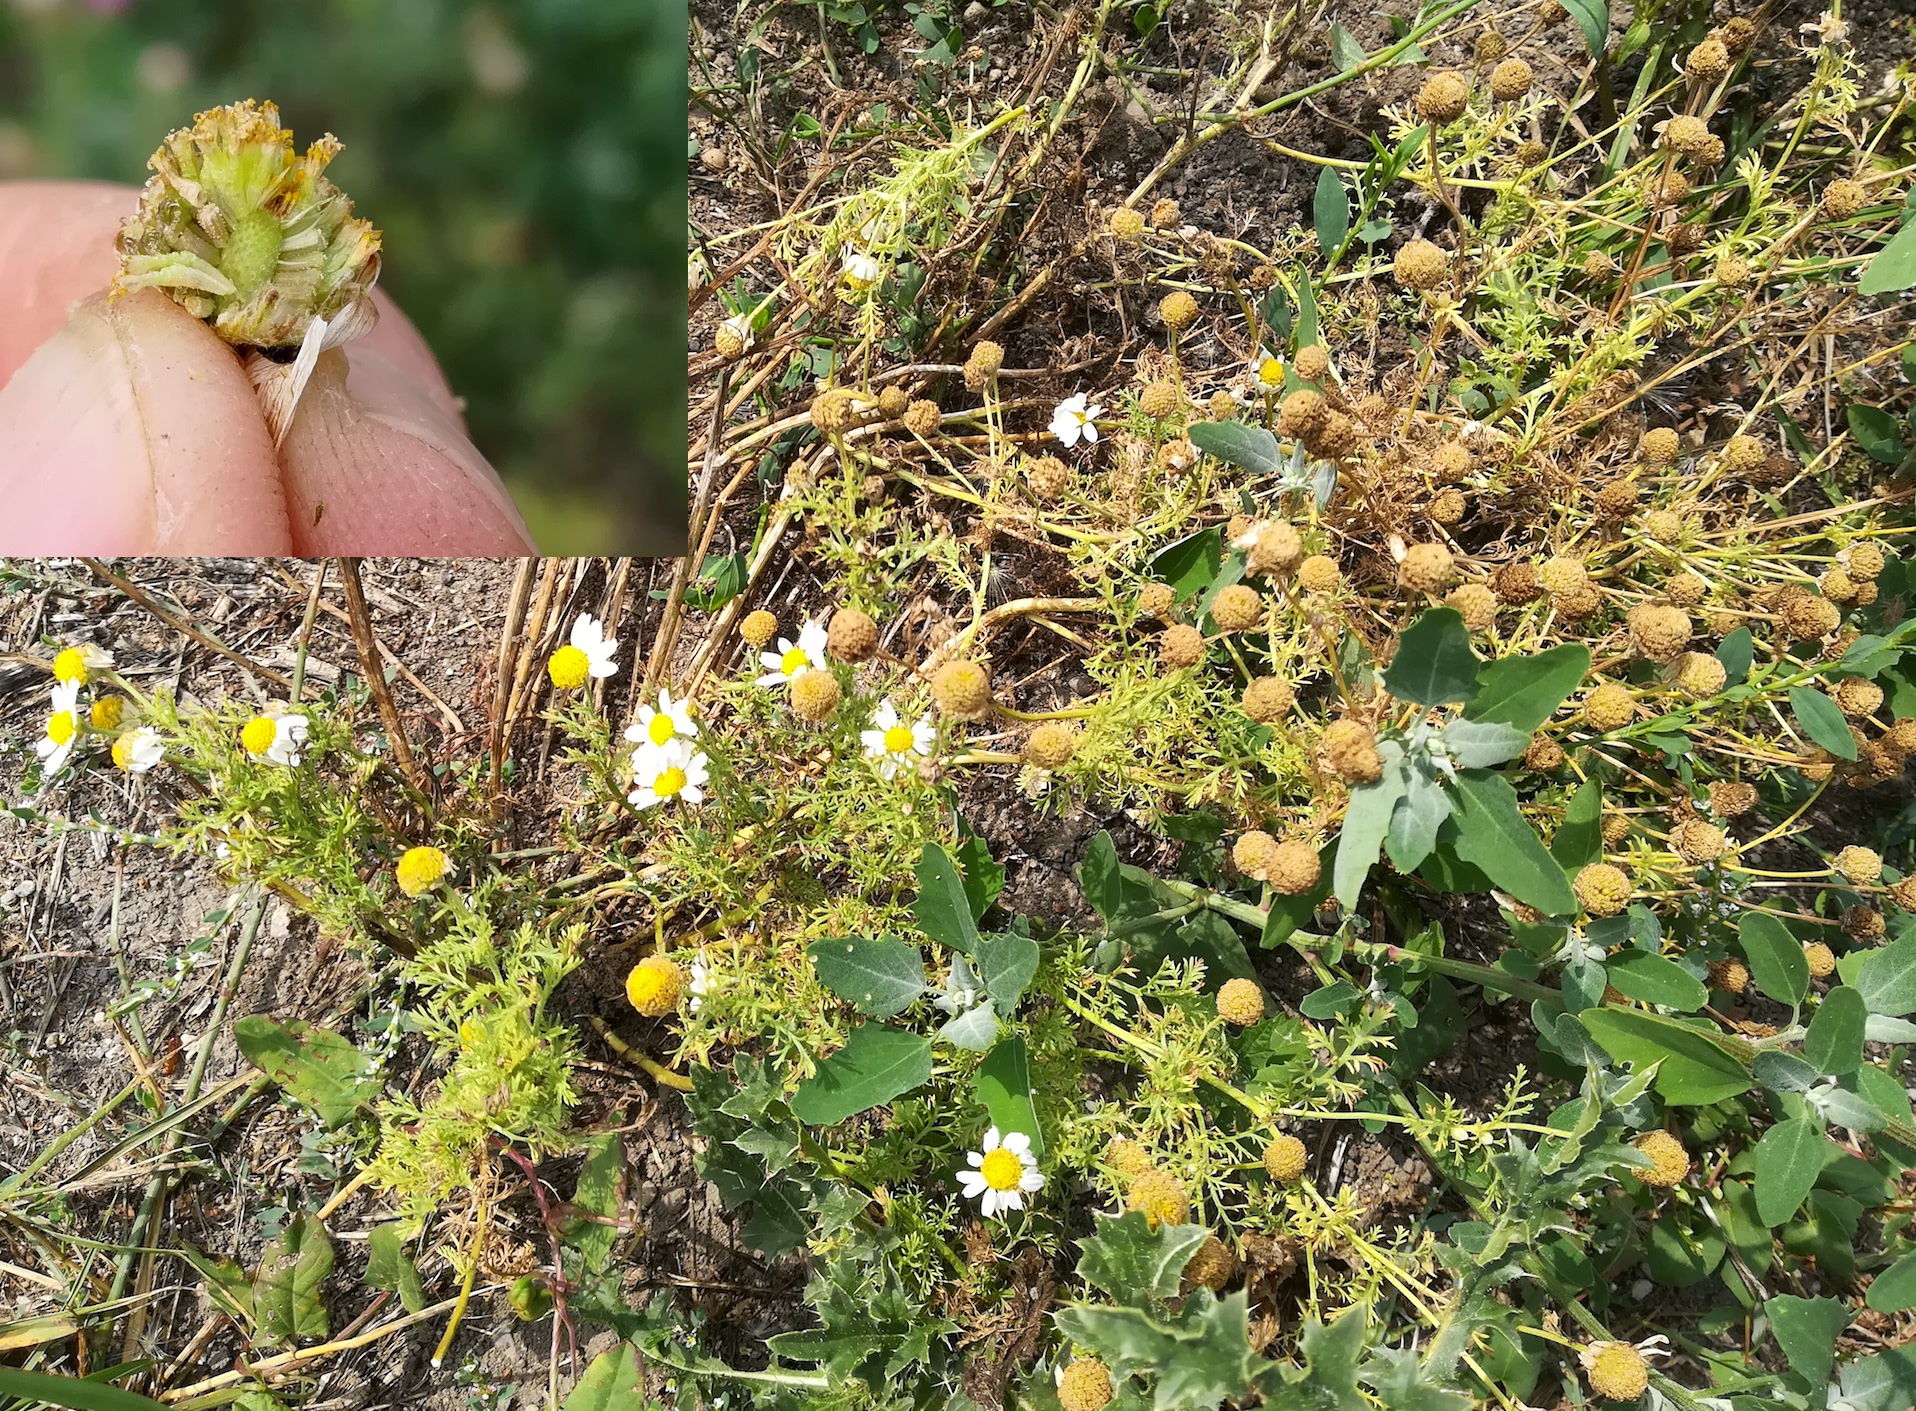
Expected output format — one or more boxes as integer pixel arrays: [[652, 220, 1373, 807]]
[[1210, 585, 1266, 633], [1650, 171, 1692, 210], [1159, 290, 1200, 330], [827, 607, 879, 663], [1323, 719, 1383, 783], [963, 340, 1005, 391], [1538, 0, 1567, 23], [1710, 781, 1758, 817], [1822, 179, 1868, 220], [1490, 57, 1533, 101], [1430, 441, 1473, 482], [1893, 877, 1916, 912], [1293, 344, 1330, 381], [1476, 30, 1510, 60], [1262, 1133, 1308, 1182], [1601, 811, 1632, 844], [1639, 427, 1682, 464], [1835, 845, 1884, 885], [1715, 17, 1758, 53], [1525, 736, 1565, 772], [1671, 652, 1726, 698], [1515, 138, 1548, 168], [931, 660, 993, 719], [1393, 239, 1449, 290], [877, 385, 910, 418], [1150, 198, 1182, 229], [114, 100, 382, 350], [1447, 583, 1497, 632], [1582, 250, 1617, 282], [1631, 604, 1691, 662], [1242, 676, 1296, 723], [1708, 957, 1751, 994], [1671, 817, 1727, 864], [1844, 905, 1885, 942], [1139, 379, 1181, 419], [1492, 561, 1541, 604], [902, 399, 942, 437], [1782, 594, 1841, 641], [1846, 543, 1886, 581], [1583, 682, 1635, 732], [741, 610, 779, 649], [1217, 978, 1265, 1026], [1641, 509, 1685, 544], [1594, 479, 1641, 519], [1208, 390, 1237, 419], [1307, 411, 1360, 460], [1249, 522, 1306, 578], [811, 389, 857, 435], [1109, 206, 1147, 241], [1667, 221, 1707, 256], [1058, 1361, 1114, 1411], [1277, 389, 1327, 439], [1024, 723, 1078, 770], [1126, 1168, 1190, 1227], [1160, 624, 1207, 669], [1233, 830, 1279, 880], [1297, 554, 1342, 594], [1631, 1130, 1691, 1187], [1663, 115, 1714, 158], [1804, 941, 1836, 978], [1416, 71, 1471, 124], [1429, 488, 1467, 525], [1539, 555, 1588, 599], [1028, 455, 1070, 501], [1721, 433, 1768, 475], [789, 668, 842, 723], [1399, 543, 1455, 594], [1138, 583, 1177, 619], [1686, 37, 1730, 85], [1666, 572, 1707, 607], [1835, 677, 1885, 719], [1268, 840, 1322, 895], [1575, 863, 1632, 917], [713, 317, 751, 361]]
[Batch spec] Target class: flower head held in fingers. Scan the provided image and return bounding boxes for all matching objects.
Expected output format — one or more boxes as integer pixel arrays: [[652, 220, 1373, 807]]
[[1050, 394, 1103, 449], [861, 700, 935, 779], [957, 1126, 1043, 1217], [629, 742, 709, 811], [757, 619, 829, 687], [114, 99, 381, 352], [548, 615, 619, 690], [241, 709, 308, 767], [37, 681, 82, 776]]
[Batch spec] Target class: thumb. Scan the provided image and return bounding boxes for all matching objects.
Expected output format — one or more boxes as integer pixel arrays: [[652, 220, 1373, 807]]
[[0, 288, 294, 553]]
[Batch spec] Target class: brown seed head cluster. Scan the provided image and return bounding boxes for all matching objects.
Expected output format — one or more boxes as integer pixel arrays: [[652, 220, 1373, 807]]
[[1138, 583, 1177, 619], [931, 660, 993, 719], [811, 388, 857, 435], [1822, 179, 1868, 220], [827, 607, 879, 663], [1575, 863, 1632, 917], [1028, 455, 1069, 501], [1293, 344, 1330, 382], [1686, 37, 1730, 84], [1399, 543, 1455, 594], [1216, 978, 1265, 1026], [1671, 817, 1728, 865], [1126, 1168, 1190, 1228], [1297, 554, 1342, 594], [1249, 522, 1306, 578], [1394, 239, 1449, 290], [1630, 604, 1692, 662], [1024, 723, 1078, 770], [1416, 71, 1471, 124], [789, 669, 842, 723], [1582, 682, 1635, 732], [1159, 290, 1200, 330], [1710, 781, 1758, 817], [1242, 676, 1295, 722], [1211, 585, 1266, 633], [1161, 624, 1207, 669], [902, 399, 941, 437], [1323, 719, 1384, 784], [1139, 380, 1180, 420], [1490, 57, 1533, 101], [741, 609, 779, 649]]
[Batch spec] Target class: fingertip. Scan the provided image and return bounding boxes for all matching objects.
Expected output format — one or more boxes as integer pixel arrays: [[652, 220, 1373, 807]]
[[0, 181, 138, 388], [280, 346, 536, 554]]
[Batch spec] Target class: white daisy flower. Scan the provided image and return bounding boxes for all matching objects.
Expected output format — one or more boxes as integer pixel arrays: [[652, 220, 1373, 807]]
[[629, 741, 710, 811], [113, 727, 165, 775], [957, 1127, 1044, 1218], [842, 250, 881, 289], [756, 619, 829, 687], [548, 614, 620, 690], [626, 688, 699, 752], [688, 951, 711, 1013], [37, 681, 82, 775], [51, 643, 114, 686], [1049, 393, 1103, 449], [860, 699, 935, 779], [1252, 349, 1286, 387], [1801, 10, 1848, 44], [242, 712, 309, 768]]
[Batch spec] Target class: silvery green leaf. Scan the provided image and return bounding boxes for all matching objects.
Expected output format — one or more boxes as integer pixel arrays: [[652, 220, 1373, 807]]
[[1332, 742, 1409, 910], [1385, 759, 1450, 872], [1312, 459, 1338, 511], [938, 1000, 999, 1051], [1442, 719, 1530, 769], [933, 954, 983, 1015], [1865, 1014, 1916, 1043], [1808, 1084, 1887, 1133], [1752, 1049, 1818, 1094]]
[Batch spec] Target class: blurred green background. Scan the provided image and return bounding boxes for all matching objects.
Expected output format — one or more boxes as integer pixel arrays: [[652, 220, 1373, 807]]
[[0, 0, 686, 554]]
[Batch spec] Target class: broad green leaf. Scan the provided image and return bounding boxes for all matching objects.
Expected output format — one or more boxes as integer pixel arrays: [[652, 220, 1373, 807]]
[[975, 1035, 1042, 1158], [1188, 423, 1281, 478], [914, 843, 978, 954], [364, 1224, 427, 1315], [1866, 1250, 1916, 1312], [253, 1212, 333, 1346], [1790, 686, 1859, 758], [1605, 952, 1706, 1012], [1465, 643, 1589, 734], [954, 825, 1005, 919], [1080, 831, 1121, 921], [1857, 929, 1916, 1015], [564, 1344, 646, 1411], [1740, 911, 1809, 1006], [177, 1245, 254, 1328], [1805, 986, 1867, 1074], [1560, 0, 1608, 54], [1848, 405, 1907, 464], [1765, 1294, 1850, 1389], [1383, 609, 1480, 706], [233, 1016, 377, 1128], [0, 1370, 169, 1411], [1839, 1347, 1916, 1411], [807, 937, 928, 1018], [1283, 1305, 1369, 1408], [1314, 167, 1351, 255], [1334, 751, 1408, 909], [1549, 780, 1603, 873], [1386, 763, 1450, 871], [1753, 1117, 1837, 1224], [938, 999, 999, 1052], [1075, 1211, 1209, 1301], [1328, 23, 1367, 71], [568, 1133, 624, 1277], [1448, 770, 1577, 916], [791, 1025, 933, 1125], [1056, 1290, 1264, 1411], [1646, 1211, 1724, 1286], [1717, 627, 1755, 686], [1861, 217, 1916, 295], [1363, 1344, 1471, 1411], [972, 931, 1039, 1008], [1752, 1049, 1819, 1094], [1578, 1009, 1753, 1105], [1440, 719, 1528, 769]]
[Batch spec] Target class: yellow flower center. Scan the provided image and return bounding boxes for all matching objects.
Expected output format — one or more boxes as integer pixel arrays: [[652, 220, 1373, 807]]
[[395, 846, 450, 897], [548, 644, 590, 690], [91, 696, 124, 729], [883, 723, 916, 754], [241, 716, 277, 755], [979, 1147, 1024, 1192], [45, 711, 76, 746], [112, 733, 135, 771], [648, 712, 676, 746], [780, 646, 808, 676], [653, 767, 688, 798], [1258, 357, 1285, 386], [458, 1020, 483, 1048], [52, 647, 88, 685]]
